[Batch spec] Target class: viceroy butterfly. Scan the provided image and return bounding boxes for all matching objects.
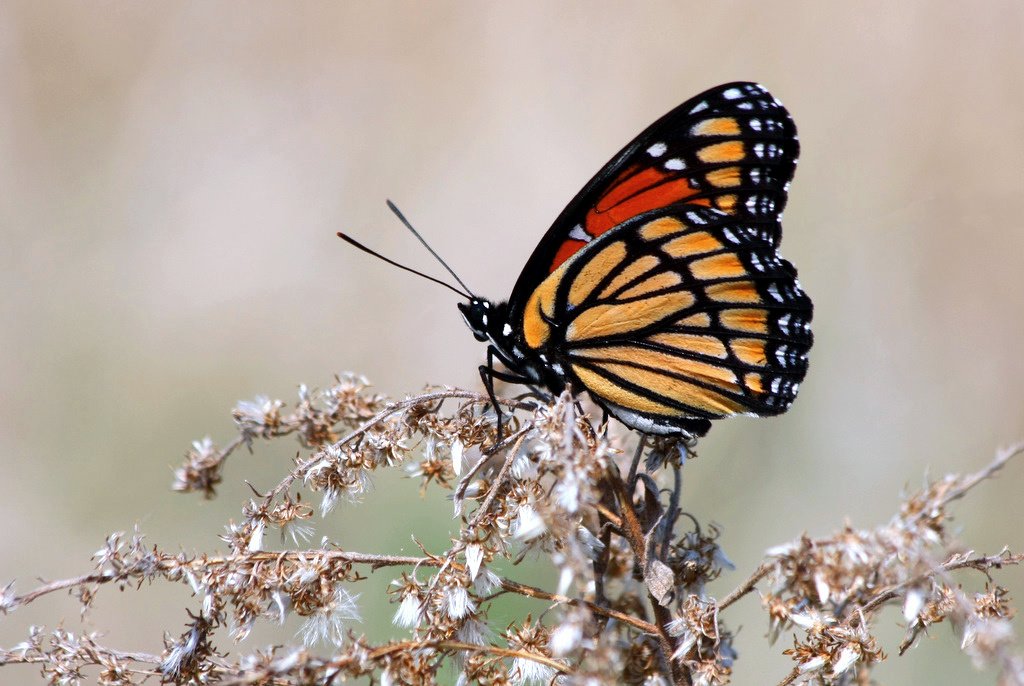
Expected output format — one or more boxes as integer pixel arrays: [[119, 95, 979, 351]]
[[343, 82, 812, 438]]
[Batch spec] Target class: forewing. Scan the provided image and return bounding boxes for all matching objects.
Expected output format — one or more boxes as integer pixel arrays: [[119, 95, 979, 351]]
[[520, 206, 812, 434], [509, 82, 799, 312]]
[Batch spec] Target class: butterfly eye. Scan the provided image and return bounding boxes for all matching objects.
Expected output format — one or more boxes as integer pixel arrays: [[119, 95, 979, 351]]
[[458, 302, 490, 342]]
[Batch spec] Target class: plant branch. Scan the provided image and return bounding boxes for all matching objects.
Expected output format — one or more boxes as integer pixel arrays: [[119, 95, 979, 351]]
[[607, 463, 690, 686], [498, 578, 660, 635], [719, 562, 773, 611], [265, 390, 532, 503]]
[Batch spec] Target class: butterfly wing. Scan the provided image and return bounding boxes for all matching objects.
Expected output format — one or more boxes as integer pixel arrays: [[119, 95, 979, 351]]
[[518, 205, 812, 436], [509, 82, 798, 313]]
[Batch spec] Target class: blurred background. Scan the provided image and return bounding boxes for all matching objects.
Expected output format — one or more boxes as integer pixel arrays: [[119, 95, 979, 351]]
[[2, 2, 1023, 683]]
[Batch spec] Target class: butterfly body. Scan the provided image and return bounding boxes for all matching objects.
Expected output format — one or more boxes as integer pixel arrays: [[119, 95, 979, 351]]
[[459, 298, 562, 392], [463, 82, 813, 438]]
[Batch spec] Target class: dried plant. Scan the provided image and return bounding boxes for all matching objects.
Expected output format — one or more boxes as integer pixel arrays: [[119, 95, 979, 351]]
[[1, 373, 1022, 685]]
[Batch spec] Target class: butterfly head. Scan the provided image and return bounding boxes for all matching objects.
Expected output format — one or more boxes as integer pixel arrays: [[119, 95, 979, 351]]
[[458, 298, 508, 344]]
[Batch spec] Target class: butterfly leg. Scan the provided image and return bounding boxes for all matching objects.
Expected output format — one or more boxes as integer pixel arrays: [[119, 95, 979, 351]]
[[598, 407, 610, 437], [480, 346, 530, 442]]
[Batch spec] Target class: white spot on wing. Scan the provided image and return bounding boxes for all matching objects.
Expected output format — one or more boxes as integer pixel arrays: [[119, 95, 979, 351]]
[[690, 101, 708, 114], [775, 344, 789, 366], [568, 224, 592, 242], [723, 88, 742, 100], [664, 158, 686, 171], [503, 323, 513, 336], [647, 142, 668, 157]]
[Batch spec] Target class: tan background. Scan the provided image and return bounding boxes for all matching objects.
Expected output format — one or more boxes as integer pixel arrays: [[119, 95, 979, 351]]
[[2, 2, 1023, 684]]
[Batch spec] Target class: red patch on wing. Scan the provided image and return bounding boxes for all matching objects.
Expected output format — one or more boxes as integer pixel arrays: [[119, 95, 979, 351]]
[[544, 162, 720, 273], [586, 166, 702, 236], [545, 166, 713, 273]]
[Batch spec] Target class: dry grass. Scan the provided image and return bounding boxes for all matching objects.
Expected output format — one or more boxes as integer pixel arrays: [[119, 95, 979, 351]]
[[1, 374, 1021, 685]]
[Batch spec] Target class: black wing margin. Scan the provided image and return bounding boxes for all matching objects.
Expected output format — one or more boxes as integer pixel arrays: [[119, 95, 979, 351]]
[[509, 82, 800, 315]]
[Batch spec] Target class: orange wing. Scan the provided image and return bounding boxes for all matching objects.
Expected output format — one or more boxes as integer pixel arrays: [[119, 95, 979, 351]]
[[519, 206, 811, 436], [511, 82, 799, 304]]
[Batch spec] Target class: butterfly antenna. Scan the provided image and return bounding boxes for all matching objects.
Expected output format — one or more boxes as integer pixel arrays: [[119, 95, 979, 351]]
[[337, 232, 472, 300], [386, 200, 476, 298]]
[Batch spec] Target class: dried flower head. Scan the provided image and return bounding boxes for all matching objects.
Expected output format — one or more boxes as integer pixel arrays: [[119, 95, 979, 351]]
[[1, 380, 1021, 686]]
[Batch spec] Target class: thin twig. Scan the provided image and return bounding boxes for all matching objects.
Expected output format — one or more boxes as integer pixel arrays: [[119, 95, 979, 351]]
[[719, 562, 773, 611], [724, 444, 1024, 615], [11, 573, 112, 607], [368, 640, 569, 674], [266, 390, 532, 502], [607, 466, 649, 571], [935, 441, 1024, 510], [498, 578, 659, 635], [0, 649, 163, 671], [776, 667, 800, 686], [466, 431, 528, 531], [9, 551, 440, 610], [627, 434, 647, 490], [453, 423, 532, 504], [850, 550, 1024, 625], [660, 459, 683, 559]]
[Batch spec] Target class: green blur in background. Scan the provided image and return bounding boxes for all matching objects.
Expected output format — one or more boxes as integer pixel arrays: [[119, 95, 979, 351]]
[[1, 2, 1023, 684]]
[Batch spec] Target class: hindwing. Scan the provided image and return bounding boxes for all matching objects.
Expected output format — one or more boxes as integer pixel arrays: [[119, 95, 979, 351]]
[[519, 206, 812, 435]]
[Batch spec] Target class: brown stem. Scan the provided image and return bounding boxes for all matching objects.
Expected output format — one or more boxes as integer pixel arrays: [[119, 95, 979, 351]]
[[368, 640, 569, 675], [776, 667, 800, 686], [723, 445, 1024, 618], [11, 572, 112, 607], [466, 431, 528, 531], [606, 464, 691, 686], [498, 578, 659, 635], [934, 441, 1024, 510], [10, 551, 440, 609], [453, 423, 532, 504], [606, 467, 649, 570], [11, 547, 668, 645], [718, 562, 772, 610], [265, 390, 533, 502], [849, 550, 1023, 626], [0, 650, 163, 672]]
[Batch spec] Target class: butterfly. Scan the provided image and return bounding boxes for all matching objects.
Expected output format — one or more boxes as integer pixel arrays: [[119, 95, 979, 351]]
[[343, 82, 812, 438]]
